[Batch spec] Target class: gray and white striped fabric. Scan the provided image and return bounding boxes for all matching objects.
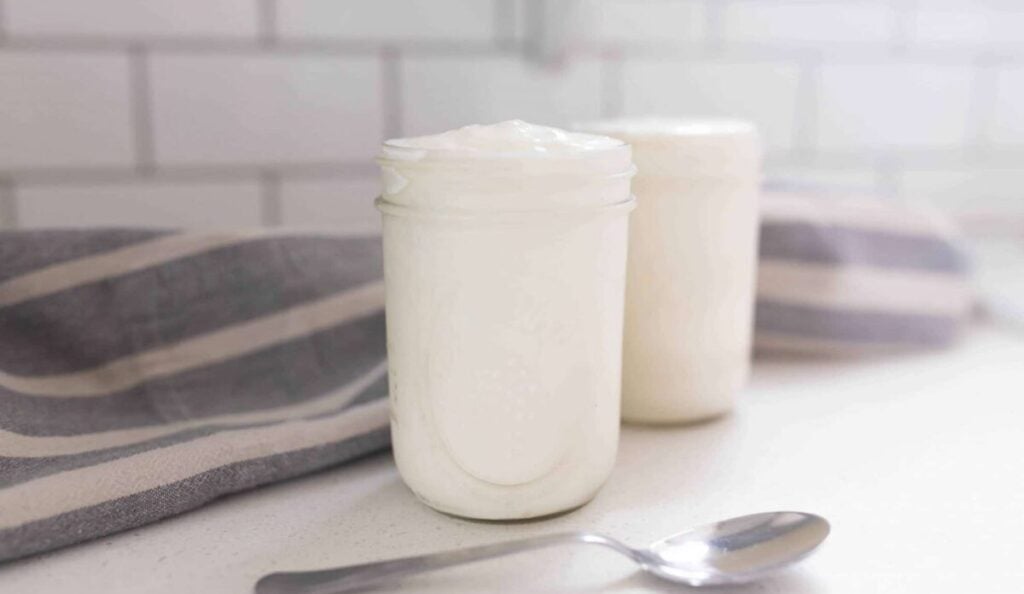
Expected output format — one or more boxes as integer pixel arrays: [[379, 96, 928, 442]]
[[0, 195, 973, 563], [0, 230, 390, 563], [755, 191, 974, 354]]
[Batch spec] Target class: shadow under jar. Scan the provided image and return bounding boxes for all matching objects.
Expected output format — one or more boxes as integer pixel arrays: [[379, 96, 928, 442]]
[[376, 121, 635, 520]]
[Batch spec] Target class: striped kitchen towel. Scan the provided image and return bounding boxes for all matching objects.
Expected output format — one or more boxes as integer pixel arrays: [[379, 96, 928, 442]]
[[0, 230, 390, 563], [755, 190, 974, 354], [0, 197, 974, 562]]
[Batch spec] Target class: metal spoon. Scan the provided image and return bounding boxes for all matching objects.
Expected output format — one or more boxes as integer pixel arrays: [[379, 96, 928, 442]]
[[255, 511, 829, 593]]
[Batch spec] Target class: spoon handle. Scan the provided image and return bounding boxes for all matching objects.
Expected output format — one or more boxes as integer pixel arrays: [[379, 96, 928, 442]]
[[255, 532, 628, 594]]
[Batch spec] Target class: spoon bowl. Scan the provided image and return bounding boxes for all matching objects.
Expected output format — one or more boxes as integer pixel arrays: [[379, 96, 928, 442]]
[[643, 511, 830, 585]]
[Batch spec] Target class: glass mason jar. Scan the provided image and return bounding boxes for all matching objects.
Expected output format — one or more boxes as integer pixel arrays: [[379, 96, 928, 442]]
[[578, 119, 762, 424], [376, 128, 635, 519]]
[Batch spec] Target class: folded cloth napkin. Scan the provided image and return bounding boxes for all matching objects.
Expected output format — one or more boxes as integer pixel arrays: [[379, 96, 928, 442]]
[[0, 230, 390, 562], [0, 194, 973, 562], [755, 190, 974, 354]]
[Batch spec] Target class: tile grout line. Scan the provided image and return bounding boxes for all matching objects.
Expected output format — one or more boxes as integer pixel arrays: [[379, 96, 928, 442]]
[[0, 37, 493, 55], [703, 0, 726, 57], [258, 0, 277, 47], [521, 0, 544, 62], [259, 171, 282, 227], [381, 47, 402, 139], [600, 49, 624, 119], [891, 0, 916, 56], [968, 57, 998, 159], [0, 179, 17, 229], [9, 145, 1024, 187], [876, 156, 902, 200], [4, 36, 1024, 65], [129, 44, 157, 175], [0, 162, 379, 185], [493, 0, 517, 50], [793, 55, 821, 161]]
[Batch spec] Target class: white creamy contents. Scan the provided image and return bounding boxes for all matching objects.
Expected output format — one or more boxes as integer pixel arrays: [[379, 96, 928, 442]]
[[379, 121, 633, 211], [577, 118, 761, 423], [384, 119, 623, 157], [378, 121, 633, 519]]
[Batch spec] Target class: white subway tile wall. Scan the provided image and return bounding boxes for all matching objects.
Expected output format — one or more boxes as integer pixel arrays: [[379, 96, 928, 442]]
[[622, 59, 802, 151], [767, 166, 880, 193], [0, 52, 134, 171], [279, 176, 381, 234], [151, 54, 382, 166], [721, 1, 896, 47], [991, 65, 1024, 148], [911, 3, 1024, 47], [816, 63, 974, 150], [586, 0, 705, 46], [0, 0, 1021, 231], [401, 56, 603, 135], [277, 0, 495, 42], [6, 0, 258, 39]]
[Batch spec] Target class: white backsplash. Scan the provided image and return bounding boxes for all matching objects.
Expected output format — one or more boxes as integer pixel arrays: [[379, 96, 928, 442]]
[[1, 0, 1023, 232]]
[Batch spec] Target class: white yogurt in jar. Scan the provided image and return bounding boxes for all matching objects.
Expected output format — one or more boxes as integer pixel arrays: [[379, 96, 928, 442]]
[[377, 121, 634, 519], [578, 118, 762, 423]]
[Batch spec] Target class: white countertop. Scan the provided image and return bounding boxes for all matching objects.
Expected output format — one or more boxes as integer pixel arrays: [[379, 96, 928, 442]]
[[2, 324, 1023, 594]]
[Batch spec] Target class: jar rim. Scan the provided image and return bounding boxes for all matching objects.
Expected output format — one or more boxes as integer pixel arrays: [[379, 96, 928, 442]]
[[575, 117, 757, 140], [378, 135, 631, 164], [375, 194, 637, 221]]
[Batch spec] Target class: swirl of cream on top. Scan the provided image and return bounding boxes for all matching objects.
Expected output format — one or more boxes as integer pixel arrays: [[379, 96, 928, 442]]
[[377, 120, 634, 208], [382, 120, 624, 159]]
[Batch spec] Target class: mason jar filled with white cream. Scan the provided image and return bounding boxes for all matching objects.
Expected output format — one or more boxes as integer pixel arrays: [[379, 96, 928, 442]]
[[577, 118, 761, 424], [376, 120, 635, 519]]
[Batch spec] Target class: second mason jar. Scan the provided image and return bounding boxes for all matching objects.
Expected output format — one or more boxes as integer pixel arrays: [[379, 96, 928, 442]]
[[579, 119, 762, 424], [376, 121, 635, 519]]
